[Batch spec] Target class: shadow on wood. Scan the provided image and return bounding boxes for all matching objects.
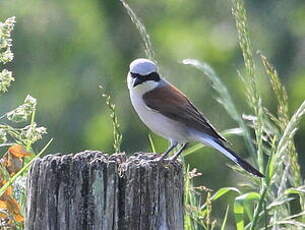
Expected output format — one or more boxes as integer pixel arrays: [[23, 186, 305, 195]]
[[25, 151, 184, 230]]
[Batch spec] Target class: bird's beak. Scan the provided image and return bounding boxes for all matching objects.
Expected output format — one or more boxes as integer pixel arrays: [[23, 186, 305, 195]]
[[133, 77, 143, 87]]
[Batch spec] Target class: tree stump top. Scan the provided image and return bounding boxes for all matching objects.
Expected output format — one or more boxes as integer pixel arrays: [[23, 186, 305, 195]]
[[26, 151, 184, 230]]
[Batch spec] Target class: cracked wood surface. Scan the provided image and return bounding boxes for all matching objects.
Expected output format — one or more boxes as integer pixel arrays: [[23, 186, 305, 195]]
[[25, 151, 183, 230]]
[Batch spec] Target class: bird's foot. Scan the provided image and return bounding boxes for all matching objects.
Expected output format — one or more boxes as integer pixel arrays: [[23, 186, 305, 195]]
[[168, 143, 189, 161], [146, 152, 171, 163], [168, 155, 181, 161]]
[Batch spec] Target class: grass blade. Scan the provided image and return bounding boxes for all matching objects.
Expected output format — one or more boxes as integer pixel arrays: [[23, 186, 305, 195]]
[[270, 100, 305, 177], [211, 187, 240, 201], [234, 192, 260, 230], [148, 133, 156, 153], [221, 205, 230, 230]]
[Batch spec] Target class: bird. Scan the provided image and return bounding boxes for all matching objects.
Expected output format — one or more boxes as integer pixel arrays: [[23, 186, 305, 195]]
[[127, 58, 264, 177]]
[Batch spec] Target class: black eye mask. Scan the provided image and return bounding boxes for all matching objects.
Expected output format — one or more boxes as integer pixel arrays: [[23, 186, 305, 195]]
[[131, 72, 160, 87]]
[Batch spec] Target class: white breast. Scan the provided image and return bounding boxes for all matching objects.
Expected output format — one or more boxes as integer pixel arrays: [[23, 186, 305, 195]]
[[129, 87, 191, 143]]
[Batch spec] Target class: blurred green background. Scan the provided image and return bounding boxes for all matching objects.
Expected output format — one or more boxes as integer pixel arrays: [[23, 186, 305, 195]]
[[0, 0, 304, 225]]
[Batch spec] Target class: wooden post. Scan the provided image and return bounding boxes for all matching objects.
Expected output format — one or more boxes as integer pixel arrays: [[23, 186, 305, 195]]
[[25, 151, 184, 230]]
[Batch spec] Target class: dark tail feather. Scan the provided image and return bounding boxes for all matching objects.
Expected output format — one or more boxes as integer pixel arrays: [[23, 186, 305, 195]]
[[200, 136, 264, 177], [234, 154, 264, 178], [219, 142, 264, 178]]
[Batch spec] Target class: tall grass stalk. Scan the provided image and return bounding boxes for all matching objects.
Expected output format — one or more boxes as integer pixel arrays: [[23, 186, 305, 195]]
[[232, 0, 265, 173], [99, 85, 122, 153], [260, 53, 302, 189], [120, 0, 156, 62]]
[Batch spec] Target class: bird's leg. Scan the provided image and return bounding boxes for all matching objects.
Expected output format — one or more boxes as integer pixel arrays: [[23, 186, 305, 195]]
[[169, 143, 189, 161], [158, 141, 178, 160]]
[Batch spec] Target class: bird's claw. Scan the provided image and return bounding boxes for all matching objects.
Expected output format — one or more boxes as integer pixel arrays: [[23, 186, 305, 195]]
[[167, 156, 179, 161], [146, 153, 171, 163]]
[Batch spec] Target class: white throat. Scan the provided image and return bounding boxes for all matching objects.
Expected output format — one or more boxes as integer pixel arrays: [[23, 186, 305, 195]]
[[127, 72, 160, 94]]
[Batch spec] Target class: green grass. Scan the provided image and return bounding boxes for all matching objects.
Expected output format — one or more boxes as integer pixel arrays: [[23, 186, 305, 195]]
[[0, 17, 49, 229], [123, 0, 305, 229]]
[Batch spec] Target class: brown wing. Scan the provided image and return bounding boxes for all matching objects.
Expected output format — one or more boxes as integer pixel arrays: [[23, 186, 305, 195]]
[[143, 84, 227, 142]]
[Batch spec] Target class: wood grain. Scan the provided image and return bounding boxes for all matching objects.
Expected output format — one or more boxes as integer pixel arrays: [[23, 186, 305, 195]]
[[25, 151, 183, 230]]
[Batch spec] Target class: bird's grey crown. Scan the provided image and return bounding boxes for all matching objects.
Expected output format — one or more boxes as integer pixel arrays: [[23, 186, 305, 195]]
[[129, 58, 157, 76]]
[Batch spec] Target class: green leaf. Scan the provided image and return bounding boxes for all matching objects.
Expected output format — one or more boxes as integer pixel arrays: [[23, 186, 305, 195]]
[[285, 186, 305, 195], [211, 187, 240, 201], [234, 192, 260, 230]]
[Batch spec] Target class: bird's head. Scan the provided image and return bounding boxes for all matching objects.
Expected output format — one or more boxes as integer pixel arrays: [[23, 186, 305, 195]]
[[127, 58, 161, 92]]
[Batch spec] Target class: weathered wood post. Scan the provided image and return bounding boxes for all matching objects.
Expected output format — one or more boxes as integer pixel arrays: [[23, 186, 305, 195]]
[[25, 151, 184, 230]]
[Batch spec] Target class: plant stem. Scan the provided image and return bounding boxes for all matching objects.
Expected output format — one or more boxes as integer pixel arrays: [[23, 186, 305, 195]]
[[250, 186, 267, 230]]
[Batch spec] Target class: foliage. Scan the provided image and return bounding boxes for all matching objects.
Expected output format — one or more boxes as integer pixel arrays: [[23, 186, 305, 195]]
[[123, 0, 305, 229], [0, 0, 303, 229], [0, 17, 50, 229], [232, 0, 304, 228], [184, 166, 239, 230]]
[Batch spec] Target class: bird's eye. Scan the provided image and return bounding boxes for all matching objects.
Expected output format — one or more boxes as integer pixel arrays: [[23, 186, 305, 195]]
[[130, 72, 160, 82], [130, 72, 140, 78]]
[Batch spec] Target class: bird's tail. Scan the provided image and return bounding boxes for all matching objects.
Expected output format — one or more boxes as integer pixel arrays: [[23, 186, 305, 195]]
[[198, 136, 264, 178]]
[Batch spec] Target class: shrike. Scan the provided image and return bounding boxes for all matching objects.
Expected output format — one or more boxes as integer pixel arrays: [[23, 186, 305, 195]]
[[127, 58, 264, 177]]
